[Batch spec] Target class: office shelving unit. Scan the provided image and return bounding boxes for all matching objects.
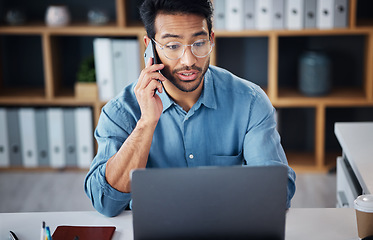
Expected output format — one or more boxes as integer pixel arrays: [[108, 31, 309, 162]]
[[0, 0, 373, 172]]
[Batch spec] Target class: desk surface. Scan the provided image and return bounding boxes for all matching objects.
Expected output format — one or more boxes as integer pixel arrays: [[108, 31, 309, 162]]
[[0, 208, 359, 240], [335, 122, 373, 194]]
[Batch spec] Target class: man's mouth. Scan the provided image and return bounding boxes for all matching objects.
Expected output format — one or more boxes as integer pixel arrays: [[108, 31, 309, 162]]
[[177, 71, 199, 81]]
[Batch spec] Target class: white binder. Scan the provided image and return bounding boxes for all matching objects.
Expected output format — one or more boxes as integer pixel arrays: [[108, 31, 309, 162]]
[[226, 0, 244, 31], [0, 108, 10, 167], [255, 0, 272, 30], [112, 39, 127, 96], [214, 0, 226, 30], [19, 108, 38, 167], [63, 108, 77, 167], [304, 0, 317, 29], [93, 38, 115, 101], [244, 0, 256, 30], [7, 108, 22, 166], [334, 0, 348, 28], [126, 39, 140, 88], [75, 107, 94, 168], [47, 108, 66, 168], [272, 0, 284, 29], [317, 0, 334, 29], [112, 39, 140, 96], [285, 0, 304, 30], [35, 108, 49, 167]]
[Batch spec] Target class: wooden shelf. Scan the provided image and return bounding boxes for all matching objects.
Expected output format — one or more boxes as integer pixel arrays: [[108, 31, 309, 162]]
[[275, 88, 369, 107], [1, 0, 373, 172]]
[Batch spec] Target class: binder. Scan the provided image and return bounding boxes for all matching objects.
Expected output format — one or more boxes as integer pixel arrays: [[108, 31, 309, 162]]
[[317, 0, 334, 29], [272, 0, 284, 29], [112, 39, 140, 96], [47, 108, 66, 168], [244, 0, 256, 30], [112, 39, 127, 96], [75, 108, 94, 168], [304, 0, 317, 29], [125, 39, 140, 88], [35, 108, 50, 167], [0, 108, 10, 167], [214, 0, 226, 30], [255, 0, 272, 30], [7, 108, 22, 166], [334, 0, 348, 28], [285, 0, 304, 30], [19, 108, 38, 167], [93, 38, 115, 101], [226, 0, 244, 31], [63, 108, 77, 167]]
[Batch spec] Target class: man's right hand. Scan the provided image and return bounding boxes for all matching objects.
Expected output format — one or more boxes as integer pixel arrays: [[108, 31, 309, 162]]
[[134, 57, 167, 126]]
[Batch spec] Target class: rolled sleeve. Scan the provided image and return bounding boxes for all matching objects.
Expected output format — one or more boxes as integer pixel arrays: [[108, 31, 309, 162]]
[[84, 100, 137, 217], [243, 86, 296, 208]]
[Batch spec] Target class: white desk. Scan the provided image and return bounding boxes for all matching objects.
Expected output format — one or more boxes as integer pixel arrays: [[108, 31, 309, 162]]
[[335, 122, 373, 194], [0, 208, 359, 240]]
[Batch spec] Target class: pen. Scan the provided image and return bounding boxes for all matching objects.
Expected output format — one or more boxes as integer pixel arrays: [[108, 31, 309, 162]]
[[9, 231, 19, 240], [41, 221, 45, 240], [45, 226, 52, 240]]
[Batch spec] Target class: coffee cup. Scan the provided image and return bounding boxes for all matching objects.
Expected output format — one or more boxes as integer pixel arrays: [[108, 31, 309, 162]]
[[354, 194, 373, 239]]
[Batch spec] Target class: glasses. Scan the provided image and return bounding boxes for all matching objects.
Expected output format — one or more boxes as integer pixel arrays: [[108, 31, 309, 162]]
[[151, 38, 214, 60]]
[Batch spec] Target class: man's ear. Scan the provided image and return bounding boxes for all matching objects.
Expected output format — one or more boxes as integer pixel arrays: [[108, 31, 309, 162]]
[[144, 36, 151, 47], [210, 31, 215, 45]]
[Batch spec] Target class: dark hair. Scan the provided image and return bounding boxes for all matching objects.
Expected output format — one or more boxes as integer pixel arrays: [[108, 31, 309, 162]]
[[139, 0, 214, 39]]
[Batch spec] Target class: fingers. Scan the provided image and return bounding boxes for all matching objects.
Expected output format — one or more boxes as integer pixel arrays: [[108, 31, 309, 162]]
[[136, 62, 166, 91]]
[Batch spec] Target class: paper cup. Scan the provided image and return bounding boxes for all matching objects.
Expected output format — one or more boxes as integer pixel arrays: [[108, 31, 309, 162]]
[[354, 194, 373, 239]]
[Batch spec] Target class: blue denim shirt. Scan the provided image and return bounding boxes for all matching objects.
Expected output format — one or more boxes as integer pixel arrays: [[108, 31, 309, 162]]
[[85, 65, 296, 217]]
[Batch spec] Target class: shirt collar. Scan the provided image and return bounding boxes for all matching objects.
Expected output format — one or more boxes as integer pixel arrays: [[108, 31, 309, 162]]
[[157, 67, 217, 113]]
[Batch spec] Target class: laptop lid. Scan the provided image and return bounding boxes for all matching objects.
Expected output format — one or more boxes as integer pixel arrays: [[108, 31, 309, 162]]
[[131, 165, 288, 240]]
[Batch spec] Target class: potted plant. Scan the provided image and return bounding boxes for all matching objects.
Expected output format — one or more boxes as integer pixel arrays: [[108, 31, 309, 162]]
[[75, 55, 98, 99]]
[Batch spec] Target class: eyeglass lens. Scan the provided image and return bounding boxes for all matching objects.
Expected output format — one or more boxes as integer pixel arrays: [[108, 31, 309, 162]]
[[162, 39, 213, 60]]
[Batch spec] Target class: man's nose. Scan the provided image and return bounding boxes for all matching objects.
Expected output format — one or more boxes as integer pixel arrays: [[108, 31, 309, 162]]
[[179, 46, 197, 66]]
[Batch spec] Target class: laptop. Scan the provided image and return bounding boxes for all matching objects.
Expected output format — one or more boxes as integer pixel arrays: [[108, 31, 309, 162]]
[[131, 165, 288, 240]]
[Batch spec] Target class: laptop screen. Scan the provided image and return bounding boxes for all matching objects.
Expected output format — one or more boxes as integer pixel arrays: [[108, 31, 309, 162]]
[[131, 165, 288, 240]]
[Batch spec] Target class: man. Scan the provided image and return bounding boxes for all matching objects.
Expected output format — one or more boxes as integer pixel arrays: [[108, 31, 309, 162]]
[[85, 0, 296, 217]]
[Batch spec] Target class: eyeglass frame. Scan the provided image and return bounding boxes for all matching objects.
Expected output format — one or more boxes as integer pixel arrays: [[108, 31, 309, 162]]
[[150, 37, 215, 60]]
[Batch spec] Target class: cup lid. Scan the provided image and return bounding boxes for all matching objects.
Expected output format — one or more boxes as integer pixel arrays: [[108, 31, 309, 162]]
[[354, 194, 373, 213]]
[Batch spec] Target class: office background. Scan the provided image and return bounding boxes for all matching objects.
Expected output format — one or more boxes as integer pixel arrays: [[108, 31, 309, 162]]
[[0, 0, 372, 212]]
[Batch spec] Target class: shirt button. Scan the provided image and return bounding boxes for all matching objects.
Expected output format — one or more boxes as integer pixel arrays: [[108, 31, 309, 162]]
[[189, 154, 194, 159]]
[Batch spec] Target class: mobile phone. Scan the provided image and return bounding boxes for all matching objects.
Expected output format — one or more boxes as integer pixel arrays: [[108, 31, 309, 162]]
[[144, 40, 159, 65]]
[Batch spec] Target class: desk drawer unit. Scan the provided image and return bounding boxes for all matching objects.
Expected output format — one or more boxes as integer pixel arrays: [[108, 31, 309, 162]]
[[336, 156, 362, 208]]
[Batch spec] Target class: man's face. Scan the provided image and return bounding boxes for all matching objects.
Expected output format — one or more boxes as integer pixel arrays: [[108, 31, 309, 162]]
[[153, 13, 214, 93]]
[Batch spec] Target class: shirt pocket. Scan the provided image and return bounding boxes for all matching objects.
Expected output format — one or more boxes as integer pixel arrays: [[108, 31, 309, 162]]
[[209, 151, 244, 166]]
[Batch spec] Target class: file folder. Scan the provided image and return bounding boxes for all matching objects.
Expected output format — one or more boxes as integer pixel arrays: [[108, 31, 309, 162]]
[[272, 0, 284, 29], [226, 0, 244, 31], [317, 0, 334, 29], [334, 0, 348, 28], [304, 0, 317, 29], [0, 108, 10, 167], [63, 108, 77, 167], [19, 108, 38, 167], [7, 108, 22, 166], [35, 108, 50, 167], [244, 0, 256, 30], [286, 0, 304, 30], [124, 39, 140, 90], [75, 108, 94, 168], [213, 0, 226, 30], [256, 0, 272, 30], [93, 38, 115, 101], [47, 108, 66, 168]]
